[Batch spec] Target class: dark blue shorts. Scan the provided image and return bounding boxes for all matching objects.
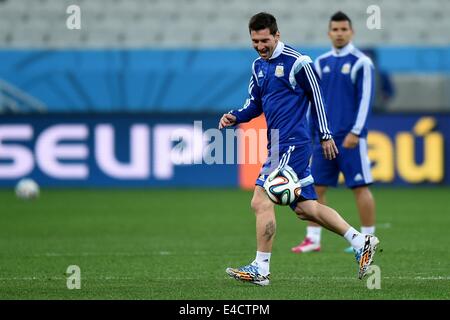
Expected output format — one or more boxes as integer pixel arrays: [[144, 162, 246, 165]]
[[255, 144, 317, 211], [311, 137, 373, 188]]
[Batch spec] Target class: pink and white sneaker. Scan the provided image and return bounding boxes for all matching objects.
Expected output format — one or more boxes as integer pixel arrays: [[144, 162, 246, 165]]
[[291, 237, 321, 253]]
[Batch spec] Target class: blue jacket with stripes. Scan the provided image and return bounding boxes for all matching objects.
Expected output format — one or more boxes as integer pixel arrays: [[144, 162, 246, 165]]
[[314, 42, 375, 139], [230, 41, 332, 149]]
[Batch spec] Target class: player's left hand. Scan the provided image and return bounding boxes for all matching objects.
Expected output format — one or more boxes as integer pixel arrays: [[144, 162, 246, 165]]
[[343, 133, 359, 149], [321, 139, 339, 160]]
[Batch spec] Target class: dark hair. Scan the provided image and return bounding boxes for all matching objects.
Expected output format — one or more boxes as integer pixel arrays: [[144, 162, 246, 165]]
[[248, 12, 278, 35], [329, 11, 352, 29]]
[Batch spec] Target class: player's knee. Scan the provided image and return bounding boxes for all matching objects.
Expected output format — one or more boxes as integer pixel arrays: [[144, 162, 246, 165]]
[[294, 201, 318, 220], [251, 197, 272, 214], [294, 207, 309, 220], [353, 185, 374, 199], [353, 185, 370, 194]]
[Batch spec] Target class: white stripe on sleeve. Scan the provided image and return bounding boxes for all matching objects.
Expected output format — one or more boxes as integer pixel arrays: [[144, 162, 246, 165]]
[[351, 58, 373, 135], [304, 63, 331, 139], [314, 58, 322, 78], [238, 77, 254, 112]]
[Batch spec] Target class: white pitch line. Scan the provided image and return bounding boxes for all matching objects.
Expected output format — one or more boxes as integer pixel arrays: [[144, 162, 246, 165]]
[[29, 251, 219, 257], [377, 222, 392, 229], [329, 276, 450, 281], [0, 276, 448, 281], [0, 276, 133, 281]]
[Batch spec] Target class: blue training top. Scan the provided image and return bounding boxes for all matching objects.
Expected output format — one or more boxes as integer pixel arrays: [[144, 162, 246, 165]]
[[314, 42, 375, 139], [230, 41, 332, 149]]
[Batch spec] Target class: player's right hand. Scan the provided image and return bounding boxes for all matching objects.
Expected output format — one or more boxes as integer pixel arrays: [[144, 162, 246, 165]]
[[219, 113, 237, 129], [321, 138, 339, 160]]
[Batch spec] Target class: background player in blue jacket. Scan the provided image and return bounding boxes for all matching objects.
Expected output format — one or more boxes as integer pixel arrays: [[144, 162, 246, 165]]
[[219, 12, 379, 286], [291, 12, 377, 254]]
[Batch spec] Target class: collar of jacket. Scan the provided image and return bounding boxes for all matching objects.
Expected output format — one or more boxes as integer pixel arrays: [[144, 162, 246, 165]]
[[332, 42, 354, 57], [269, 41, 285, 60]]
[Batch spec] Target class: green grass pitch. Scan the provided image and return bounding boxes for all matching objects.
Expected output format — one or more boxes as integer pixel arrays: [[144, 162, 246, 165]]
[[0, 187, 449, 299]]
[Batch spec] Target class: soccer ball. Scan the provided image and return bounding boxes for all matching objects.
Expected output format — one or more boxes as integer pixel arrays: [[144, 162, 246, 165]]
[[263, 166, 301, 206], [15, 178, 40, 200]]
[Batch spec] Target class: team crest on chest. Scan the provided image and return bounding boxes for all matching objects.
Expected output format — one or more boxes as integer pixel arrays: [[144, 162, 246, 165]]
[[341, 63, 351, 74], [275, 64, 284, 77]]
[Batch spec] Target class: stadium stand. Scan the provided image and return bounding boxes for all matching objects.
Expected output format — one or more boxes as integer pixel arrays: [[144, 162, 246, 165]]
[[0, 0, 449, 47]]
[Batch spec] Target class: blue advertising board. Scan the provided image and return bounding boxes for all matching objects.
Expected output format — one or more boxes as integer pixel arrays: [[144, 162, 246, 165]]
[[0, 114, 237, 187], [0, 113, 448, 187], [362, 114, 449, 186]]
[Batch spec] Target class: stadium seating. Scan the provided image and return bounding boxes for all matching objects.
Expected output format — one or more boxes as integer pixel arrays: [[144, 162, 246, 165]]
[[0, 0, 449, 47]]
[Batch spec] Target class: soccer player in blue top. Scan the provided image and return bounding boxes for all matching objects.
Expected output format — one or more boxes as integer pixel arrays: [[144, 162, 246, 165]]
[[291, 12, 377, 254], [219, 12, 379, 286]]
